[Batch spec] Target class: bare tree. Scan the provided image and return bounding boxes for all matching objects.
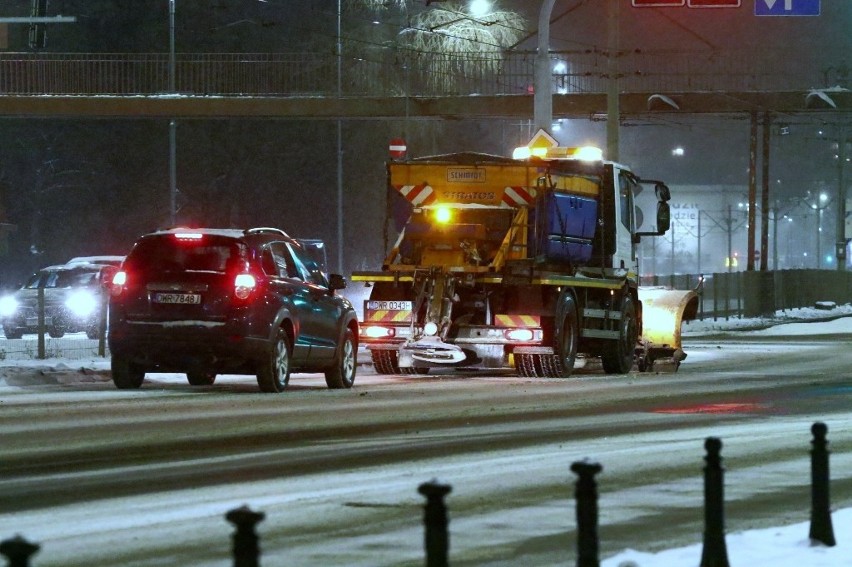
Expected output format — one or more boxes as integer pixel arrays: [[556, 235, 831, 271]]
[[349, 1, 526, 93]]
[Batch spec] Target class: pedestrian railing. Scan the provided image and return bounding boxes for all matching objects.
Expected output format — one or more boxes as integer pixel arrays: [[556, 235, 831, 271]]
[[1, 422, 838, 566], [0, 48, 828, 99]]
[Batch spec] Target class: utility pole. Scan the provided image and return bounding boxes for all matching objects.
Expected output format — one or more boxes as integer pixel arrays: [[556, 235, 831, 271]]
[[836, 124, 848, 271], [760, 112, 771, 271], [533, 0, 556, 132], [606, 0, 620, 162], [746, 112, 758, 271]]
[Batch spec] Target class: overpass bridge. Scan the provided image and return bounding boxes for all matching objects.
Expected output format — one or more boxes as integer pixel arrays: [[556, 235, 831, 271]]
[[0, 50, 849, 119]]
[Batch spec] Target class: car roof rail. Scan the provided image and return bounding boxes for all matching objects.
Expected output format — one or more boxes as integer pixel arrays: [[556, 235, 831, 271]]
[[244, 227, 290, 238]]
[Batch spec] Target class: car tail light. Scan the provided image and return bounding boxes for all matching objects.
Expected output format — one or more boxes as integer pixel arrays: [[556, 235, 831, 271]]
[[234, 273, 257, 300], [362, 326, 395, 339], [110, 270, 128, 297]]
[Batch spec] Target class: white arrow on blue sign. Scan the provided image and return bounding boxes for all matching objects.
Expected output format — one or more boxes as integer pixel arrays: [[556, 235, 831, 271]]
[[755, 0, 820, 16]]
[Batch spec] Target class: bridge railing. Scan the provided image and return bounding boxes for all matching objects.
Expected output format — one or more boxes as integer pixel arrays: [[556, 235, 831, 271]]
[[0, 49, 826, 97]]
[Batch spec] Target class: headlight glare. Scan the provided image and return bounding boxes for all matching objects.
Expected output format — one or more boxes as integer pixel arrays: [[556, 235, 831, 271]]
[[0, 295, 18, 317], [66, 290, 98, 318]]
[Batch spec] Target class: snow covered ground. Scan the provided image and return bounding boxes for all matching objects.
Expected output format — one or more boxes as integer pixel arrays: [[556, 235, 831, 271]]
[[3, 304, 852, 566], [607, 303, 852, 567], [682, 302, 852, 335]]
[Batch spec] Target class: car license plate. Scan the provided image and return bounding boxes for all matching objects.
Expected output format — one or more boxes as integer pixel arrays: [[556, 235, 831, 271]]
[[152, 292, 201, 305]]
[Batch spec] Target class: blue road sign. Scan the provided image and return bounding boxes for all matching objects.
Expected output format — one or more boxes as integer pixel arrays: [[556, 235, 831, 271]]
[[754, 0, 820, 16]]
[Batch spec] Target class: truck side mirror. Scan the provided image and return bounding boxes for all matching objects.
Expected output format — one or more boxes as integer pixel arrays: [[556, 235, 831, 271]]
[[655, 183, 671, 202], [656, 201, 671, 234], [329, 273, 347, 292]]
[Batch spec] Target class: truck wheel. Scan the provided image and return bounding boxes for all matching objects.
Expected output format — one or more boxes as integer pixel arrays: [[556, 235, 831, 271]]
[[371, 349, 401, 375], [256, 329, 291, 393], [553, 296, 579, 378], [601, 295, 638, 374], [325, 328, 357, 389], [112, 355, 145, 389], [515, 353, 539, 377]]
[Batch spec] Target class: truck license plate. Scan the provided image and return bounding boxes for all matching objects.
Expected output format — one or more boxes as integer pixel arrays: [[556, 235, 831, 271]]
[[152, 292, 201, 305], [367, 301, 412, 311]]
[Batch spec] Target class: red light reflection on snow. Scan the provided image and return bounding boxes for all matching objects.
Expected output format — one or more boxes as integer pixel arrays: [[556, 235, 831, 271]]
[[654, 403, 764, 415]]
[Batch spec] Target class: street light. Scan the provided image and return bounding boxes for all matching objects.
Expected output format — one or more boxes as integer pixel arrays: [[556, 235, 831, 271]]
[[803, 192, 832, 269], [469, 0, 491, 17]]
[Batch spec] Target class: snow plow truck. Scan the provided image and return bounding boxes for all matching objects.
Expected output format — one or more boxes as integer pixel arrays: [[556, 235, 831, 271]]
[[351, 141, 698, 377]]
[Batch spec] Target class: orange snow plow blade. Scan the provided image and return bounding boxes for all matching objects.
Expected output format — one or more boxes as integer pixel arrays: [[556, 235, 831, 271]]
[[637, 287, 700, 372]]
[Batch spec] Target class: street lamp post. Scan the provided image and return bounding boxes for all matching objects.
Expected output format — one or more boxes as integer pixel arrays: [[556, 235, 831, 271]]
[[804, 192, 832, 269], [534, 0, 618, 159], [168, 0, 177, 227], [533, 0, 556, 132], [835, 124, 848, 271], [337, 0, 343, 274]]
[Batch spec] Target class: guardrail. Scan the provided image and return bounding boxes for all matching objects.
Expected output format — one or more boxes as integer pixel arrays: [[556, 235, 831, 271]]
[[0, 422, 838, 565], [0, 48, 825, 98]]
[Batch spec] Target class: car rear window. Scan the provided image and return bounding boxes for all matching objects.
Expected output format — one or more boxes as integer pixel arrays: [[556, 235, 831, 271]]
[[125, 235, 244, 275]]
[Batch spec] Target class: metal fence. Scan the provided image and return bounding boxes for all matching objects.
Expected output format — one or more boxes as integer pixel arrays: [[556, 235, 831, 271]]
[[0, 296, 109, 361], [0, 48, 827, 98], [642, 269, 852, 321]]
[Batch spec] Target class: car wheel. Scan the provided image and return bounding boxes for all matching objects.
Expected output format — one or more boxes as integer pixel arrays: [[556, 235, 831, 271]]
[[3, 325, 23, 340], [325, 328, 356, 389], [256, 328, 291, 393], [111, 355, 145, 389], [186, 370, 217, 386]]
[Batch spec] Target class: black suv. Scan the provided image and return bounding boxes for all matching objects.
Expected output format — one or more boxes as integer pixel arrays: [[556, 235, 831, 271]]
[[108, 227, 359, 393]]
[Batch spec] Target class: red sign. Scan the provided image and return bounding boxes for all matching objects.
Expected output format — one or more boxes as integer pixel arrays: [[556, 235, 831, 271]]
[[389, 138, 407, 160], [632, 0, 741, 6], [687, 0, 741, 6], [632, 0, 685, 5]]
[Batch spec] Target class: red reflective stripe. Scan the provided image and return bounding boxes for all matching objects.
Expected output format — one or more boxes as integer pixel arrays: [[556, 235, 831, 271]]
[[366, 310, 413, 323], [502, 186, 536, 207], [406, 183, 428, 203], [495, 314, 540, 327]]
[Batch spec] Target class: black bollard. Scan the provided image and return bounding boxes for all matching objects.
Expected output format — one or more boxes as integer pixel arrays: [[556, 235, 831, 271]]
[[570, 460, 603, 567], [0, 535, 40, 567], [699, 437, 730, 567], [418, 480, 452, 567], [226, 505, 265, 567], [808, 422, 836, 546]]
